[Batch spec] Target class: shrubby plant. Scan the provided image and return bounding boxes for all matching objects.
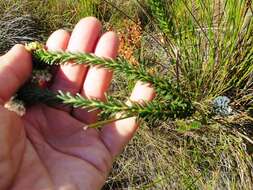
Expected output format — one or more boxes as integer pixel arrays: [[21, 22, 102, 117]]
[[4, 0, 253, 189], [18, 0, 253, 129]]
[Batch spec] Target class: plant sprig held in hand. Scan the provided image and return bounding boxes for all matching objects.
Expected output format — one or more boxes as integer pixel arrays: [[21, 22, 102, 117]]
[[16, 42, 194, 128]]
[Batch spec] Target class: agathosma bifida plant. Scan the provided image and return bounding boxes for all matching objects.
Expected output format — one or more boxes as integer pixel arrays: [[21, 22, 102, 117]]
[[16, 42, 194, 128], [16, 0, 253, 130]]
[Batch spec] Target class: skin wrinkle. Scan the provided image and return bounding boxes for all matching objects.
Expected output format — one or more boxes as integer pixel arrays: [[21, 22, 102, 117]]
[[39, 104, 82, 139], [97, 133, 115, 162], [45, 133, 111, 174], [11, 140, 55, 190], [24, 123, 55, 187], [0, 152, 14, 189], [27, 106, 110, 176], [9, 125, 26, 190], [23, 105, 46, 135], [0, 164, 14, 190], [22, 79, 107, 188], [47, 137, 113, 175], [46, 138, 104, 176], [28, 140, 79, 189], [42, 106, 113, 174], [22, 109, 58, 189], [44, 145, 105, 189]]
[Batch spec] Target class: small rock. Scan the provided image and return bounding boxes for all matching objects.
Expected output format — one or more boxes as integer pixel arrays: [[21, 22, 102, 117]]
[[213, 96, 233, 117]]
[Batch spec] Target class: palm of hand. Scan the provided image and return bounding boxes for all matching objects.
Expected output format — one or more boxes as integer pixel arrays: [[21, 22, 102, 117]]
[[0, 17, 155, 190], [11, 105, 112, 190]]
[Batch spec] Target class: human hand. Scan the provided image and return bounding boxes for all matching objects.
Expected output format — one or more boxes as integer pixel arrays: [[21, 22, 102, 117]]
[[0, 17, 155, 190]]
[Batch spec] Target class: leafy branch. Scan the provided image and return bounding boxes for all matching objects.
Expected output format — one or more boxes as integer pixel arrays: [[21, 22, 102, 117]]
[[148, 0, 174, 35], [26, 42, 183, 98], [17, 85, 192, 126], [15, 42, 195, 128]]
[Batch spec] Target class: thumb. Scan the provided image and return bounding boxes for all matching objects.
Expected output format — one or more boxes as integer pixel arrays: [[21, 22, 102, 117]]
[[0, 45, 32, 105]]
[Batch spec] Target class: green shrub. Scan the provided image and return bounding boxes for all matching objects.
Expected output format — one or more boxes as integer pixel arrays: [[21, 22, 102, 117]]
[[3, 0, 253, 189]]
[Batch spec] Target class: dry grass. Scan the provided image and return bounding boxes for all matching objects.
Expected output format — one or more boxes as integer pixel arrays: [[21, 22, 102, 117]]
[[1, 1, 253, 189], [103, 125, 253, 189], [0, 3, 43, 53]]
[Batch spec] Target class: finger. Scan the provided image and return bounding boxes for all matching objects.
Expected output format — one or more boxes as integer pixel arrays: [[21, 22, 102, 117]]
[[46, 29, 71, 111], [46, 29, 70, 52], [0, 45, 32, 105], [73, 31, 119, 123], [100, 81, 155, 158], [51, 17, 102, 95]]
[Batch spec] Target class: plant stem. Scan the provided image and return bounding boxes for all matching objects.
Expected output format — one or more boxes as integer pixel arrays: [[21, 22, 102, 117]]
[[17, 85, 193, 125], [26, 42, 180, 98]]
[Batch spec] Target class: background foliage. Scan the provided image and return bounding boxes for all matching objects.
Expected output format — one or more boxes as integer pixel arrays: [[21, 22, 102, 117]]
[[1, 0, 253, 189]]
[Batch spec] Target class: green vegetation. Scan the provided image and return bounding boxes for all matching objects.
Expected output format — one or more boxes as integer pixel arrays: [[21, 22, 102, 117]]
[[1, 0, 253, 189], [0, 0, 99, 53]]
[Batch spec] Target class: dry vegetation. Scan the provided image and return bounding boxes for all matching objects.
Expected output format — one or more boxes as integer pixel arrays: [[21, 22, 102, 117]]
[[1, 0, 253, 189]]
